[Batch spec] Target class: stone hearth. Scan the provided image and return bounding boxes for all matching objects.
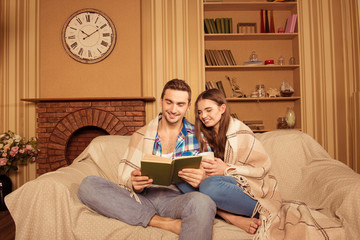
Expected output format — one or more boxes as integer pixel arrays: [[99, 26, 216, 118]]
[[22, 97, 155, 175]]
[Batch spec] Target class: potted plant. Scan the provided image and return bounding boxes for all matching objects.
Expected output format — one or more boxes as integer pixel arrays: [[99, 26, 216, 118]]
[[0, 130, 39, 211]]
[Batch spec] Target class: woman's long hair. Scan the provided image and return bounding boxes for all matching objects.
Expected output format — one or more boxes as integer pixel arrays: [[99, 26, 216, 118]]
[[195, 89, 231, 160]]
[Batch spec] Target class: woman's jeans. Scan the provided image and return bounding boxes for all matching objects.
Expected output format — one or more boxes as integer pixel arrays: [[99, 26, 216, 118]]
[[78, 175, 216, 240], [176, 175, 258, 217]]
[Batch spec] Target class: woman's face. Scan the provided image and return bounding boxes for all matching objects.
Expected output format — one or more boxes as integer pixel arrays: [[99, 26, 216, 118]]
[[197, 99, 226, 133]]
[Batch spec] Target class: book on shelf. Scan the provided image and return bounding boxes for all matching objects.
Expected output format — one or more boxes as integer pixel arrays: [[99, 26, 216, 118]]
[[141, 154, 203, 186], [205, 49, 236, 66], [242, 120, 264, 130], [204, 18, 233, 34], [285, 14, 297, 33], [205, 80, 218, 90], [216, 81, 227, 97]]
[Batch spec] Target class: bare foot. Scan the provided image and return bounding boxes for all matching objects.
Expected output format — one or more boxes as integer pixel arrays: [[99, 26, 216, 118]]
[[217, 210, 261, 234], [148, 215, 182, 235]]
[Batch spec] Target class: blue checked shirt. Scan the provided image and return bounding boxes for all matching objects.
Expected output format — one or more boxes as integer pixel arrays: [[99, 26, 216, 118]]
[[153, 117, 201, 159]]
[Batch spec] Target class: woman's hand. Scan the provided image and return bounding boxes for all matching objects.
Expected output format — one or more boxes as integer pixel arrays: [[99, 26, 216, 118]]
[[201, 157, 228, 176], [178, 168, 207, 188], [131, 168, 153, 193]]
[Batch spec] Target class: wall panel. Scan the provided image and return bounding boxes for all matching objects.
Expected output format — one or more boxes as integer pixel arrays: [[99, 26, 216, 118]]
[[0, 0, 39, 188], [141, 0, 204, 123], [299, 0, 360, 172]]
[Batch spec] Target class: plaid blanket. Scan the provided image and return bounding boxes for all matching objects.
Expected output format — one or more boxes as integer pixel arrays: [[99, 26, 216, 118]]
[[224, 118, 345, 240]]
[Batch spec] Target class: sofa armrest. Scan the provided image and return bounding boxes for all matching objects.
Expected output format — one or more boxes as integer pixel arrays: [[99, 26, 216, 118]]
[[5, 160, 100, 239], [299, 159, 360, 240]]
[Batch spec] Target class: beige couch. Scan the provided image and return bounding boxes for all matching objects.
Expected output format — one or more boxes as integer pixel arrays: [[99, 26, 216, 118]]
[[6, 130, 360, 239]]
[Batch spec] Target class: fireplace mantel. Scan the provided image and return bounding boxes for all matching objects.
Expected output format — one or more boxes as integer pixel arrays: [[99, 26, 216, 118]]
[[23, 97, 155, 174], [21, 97, 155, 102]]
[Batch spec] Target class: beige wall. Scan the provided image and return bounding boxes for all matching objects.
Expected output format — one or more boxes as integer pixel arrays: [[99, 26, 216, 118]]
[[39, 0, 141, 98]]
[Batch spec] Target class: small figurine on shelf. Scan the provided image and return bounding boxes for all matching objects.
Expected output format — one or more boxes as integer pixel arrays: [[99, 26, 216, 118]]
[[225, 75, 245, 98], [267, 88, 280, 98], [280, 81, 294, 97], [244, 51, 263, 65], [278, 56, 284, 65]]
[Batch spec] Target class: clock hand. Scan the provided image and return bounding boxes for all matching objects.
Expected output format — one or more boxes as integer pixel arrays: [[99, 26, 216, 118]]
[[80, 30, 90, 37], [83, 29, 99, 40]]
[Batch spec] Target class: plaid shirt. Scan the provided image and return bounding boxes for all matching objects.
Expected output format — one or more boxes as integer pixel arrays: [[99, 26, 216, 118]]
[[153, 117, 200, 159]]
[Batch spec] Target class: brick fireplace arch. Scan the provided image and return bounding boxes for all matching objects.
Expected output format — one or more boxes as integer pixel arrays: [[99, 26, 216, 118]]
[[22, 97, 155, 175], [47, 108, 129, 171]]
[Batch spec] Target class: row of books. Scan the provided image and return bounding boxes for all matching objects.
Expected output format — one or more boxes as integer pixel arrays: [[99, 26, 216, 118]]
[[205, 80, 227, 98], [242, 120, 265, 130], [204, 18, 233, 34], [205, 49, 237, 66], [285, 14, 297, 33]]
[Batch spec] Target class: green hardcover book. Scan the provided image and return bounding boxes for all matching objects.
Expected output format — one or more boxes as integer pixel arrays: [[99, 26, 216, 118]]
[[204, 18, 211, 34], [229, 18, 233, 33], [224, 18, 229, 33], [209, 18, 217, 33], [141, 154, 202, 186], [220, 18, 225, 33], [215, 18, 222, 33]]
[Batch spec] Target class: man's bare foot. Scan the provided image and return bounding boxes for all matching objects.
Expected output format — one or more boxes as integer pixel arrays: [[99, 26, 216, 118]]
[[217, 210, 261, 234], [148, 215, 182, 235]]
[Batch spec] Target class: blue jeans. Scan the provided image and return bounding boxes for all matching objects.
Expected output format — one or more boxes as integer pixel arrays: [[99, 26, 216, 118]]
[[78, 176, 216, 240], [176, 175, 258, 217]]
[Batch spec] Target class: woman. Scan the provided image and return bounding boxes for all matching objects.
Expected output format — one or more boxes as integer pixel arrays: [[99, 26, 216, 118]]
[[179, 88, 281, 235]]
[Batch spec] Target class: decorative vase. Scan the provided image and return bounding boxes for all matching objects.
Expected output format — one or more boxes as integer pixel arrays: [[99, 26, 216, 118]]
[[285, 108, 296, 128], [0, 174, 12, 211]]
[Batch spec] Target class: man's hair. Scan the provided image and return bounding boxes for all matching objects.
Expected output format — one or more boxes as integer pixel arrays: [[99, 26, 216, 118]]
[[161, 79, 191, 103]]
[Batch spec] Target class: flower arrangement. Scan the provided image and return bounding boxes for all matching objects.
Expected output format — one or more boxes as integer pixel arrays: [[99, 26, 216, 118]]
[[0, 130, 39, 175]]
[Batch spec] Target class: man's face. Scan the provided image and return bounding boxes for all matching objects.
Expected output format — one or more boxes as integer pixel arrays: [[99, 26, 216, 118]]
[[161, 89, 190, 125]]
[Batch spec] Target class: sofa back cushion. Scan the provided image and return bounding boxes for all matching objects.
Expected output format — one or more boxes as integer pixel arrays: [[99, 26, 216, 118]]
[[255, 130, 332, 200]]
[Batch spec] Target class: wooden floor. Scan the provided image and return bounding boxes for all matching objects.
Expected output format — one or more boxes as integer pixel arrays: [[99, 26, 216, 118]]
[[0, 210, 15, 240]]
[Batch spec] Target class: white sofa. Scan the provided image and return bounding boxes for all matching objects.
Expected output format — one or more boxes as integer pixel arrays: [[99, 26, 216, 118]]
[[5, 130, 360, 239]]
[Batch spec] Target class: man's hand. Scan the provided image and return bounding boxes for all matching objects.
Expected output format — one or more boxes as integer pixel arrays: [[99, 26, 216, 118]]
[[178, 168, 207, 188], [131, 168, 153, 193], [201, 157, 228, 176]]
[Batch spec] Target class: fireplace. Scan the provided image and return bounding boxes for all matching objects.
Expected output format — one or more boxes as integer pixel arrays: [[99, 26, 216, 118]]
[[22, 97, 155, 175]]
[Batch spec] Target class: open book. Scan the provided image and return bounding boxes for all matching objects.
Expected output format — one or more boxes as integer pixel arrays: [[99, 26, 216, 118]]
[[141, 154, 202, 186]]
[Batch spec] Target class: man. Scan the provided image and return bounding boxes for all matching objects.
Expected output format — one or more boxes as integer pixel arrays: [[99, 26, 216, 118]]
[[78, 79, 216, 240]]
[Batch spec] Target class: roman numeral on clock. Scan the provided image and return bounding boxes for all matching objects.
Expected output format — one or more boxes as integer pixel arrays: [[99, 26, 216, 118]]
[[103, 33, 110, 37], [88, 50, 92, 58], [76, 18, 82, 25], [78, 48, 84, 56], [85, 14, 90, 22], [101, 41, 108, 47], [68, 35, 75, 39], [100, 24, 107, 29], [71, 42, 78, 49]]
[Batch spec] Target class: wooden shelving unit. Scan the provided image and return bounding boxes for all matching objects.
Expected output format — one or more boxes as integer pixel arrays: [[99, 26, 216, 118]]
[[203, 0, 301, 132]]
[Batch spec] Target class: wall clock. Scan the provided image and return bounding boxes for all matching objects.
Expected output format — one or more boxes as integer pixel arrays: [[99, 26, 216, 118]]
[[62, 8, 116, 64]]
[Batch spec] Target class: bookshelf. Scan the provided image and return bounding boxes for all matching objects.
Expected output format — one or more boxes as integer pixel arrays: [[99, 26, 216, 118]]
[[203, 0, 301, 132]]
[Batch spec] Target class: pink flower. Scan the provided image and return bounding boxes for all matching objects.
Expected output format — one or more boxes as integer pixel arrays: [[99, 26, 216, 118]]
[[0, 158, 7, 166], [19, 149, 25, 154], [11, 146, 19, 153], [25, 145, 32, 150], [32, 157, 36, 162], [10, 151, 17, 157], [2, 152, 7, 157]]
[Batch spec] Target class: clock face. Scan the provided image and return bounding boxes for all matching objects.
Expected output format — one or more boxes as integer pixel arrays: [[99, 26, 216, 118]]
[[62, 9, 116, 64]]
